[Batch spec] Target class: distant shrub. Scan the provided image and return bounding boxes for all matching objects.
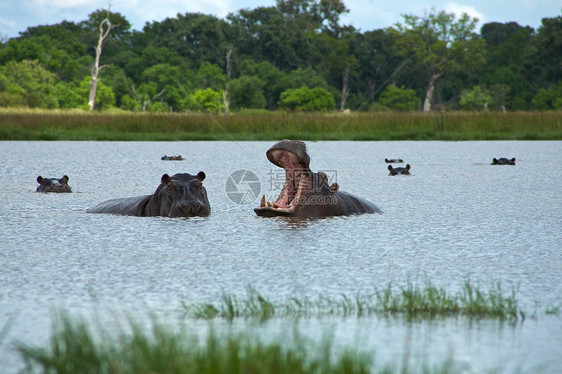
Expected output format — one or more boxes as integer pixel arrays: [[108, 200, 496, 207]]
[[377, 85, 419, 111], [188, 88, 224, 113], [532, 82, 562, 110], [460, 85, 494, 111], [278, 86, 335, 111]]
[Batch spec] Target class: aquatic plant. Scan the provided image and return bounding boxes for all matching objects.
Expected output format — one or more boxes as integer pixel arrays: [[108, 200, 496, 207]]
[[18, 311, 374, 374], [18, 311, 487, 374], [183, 281, 523, 321]]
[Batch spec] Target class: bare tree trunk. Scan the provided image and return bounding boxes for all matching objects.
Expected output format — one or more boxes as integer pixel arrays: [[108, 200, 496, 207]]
[[89, 10, 113, 111], [340, 66, 349, 111], [224, 49, 232, 115], [367, 79, 376, 103], [132, 84, 166, 112], [423, 72, 440, 112]]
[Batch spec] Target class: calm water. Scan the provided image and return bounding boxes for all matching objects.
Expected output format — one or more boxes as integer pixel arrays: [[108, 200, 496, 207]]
[[1, 140, 561, 373]]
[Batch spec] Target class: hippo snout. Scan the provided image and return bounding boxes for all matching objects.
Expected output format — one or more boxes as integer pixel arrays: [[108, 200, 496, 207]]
[[172, 200, 207, 217]]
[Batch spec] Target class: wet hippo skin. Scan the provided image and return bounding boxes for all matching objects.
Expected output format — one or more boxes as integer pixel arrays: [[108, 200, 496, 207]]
[[87, 172, 210, 217], [255, 140, 381, 217], [36, 175, 71, 193]]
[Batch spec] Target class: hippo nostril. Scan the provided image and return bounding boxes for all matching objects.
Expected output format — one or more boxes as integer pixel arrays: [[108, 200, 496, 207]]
[[180, 203, 187, 211], [193, 202, 202, 212]]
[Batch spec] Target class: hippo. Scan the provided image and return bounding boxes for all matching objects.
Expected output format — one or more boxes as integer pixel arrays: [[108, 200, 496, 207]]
[[254, 140, 381, 217], [388, 164, 411, 175], [492, 157, 516, 165], [36, 175, 71, 193], [87, 172, 210, 217], [385, 158, 403, 163], [162, 155, 183, 161]]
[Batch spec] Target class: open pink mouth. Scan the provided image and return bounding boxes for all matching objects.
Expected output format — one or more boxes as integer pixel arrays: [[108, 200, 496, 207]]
[[255, 149, 311, 216]]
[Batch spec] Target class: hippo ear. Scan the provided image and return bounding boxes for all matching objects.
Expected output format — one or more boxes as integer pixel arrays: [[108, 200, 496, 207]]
[[197, 171, 206, 181], [406, 164, 411, 170], [37, 176, 44, 184], [61, 175, 69, 183], [330, 183, 339, 193], [388, 165, 393, 171], [161, 174, 171, 184]]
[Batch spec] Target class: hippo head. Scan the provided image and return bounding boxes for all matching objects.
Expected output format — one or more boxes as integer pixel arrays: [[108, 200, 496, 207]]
[[154, 172, 210, 217], [388, 164, 411, 175], [36, 175, 71, 193], [492, 157, 516, 165], [254, 140, 339, 217]]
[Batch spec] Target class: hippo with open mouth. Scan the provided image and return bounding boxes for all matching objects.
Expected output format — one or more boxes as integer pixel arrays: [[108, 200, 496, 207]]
[[36, 175, 72, 193], [87, 172, 210, 217], [254, 140, 381, 217]]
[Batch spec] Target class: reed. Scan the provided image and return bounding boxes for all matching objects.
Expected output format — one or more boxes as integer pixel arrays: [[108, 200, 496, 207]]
[[17, 311, 481, 374], [184, 281, 523, 321], [18, 311, 375, 374], [1, 108, 560, 140]]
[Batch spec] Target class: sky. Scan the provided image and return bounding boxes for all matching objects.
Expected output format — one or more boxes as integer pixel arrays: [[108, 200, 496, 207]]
[[1, 0, 560, 40]]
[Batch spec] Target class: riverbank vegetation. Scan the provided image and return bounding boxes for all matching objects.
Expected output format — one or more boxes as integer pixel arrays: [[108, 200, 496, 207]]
[[1, 5, 560, 114], [18, 311, 472, 374], [15, 280, 547, 373], [184, 281, 523, 320], [1, 109, 560, 141]]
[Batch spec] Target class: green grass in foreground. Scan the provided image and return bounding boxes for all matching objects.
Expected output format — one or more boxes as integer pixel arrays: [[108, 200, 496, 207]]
[[184, 281, 523, 321], [17, 312, 473, 374], [1, 108, 561, 140]]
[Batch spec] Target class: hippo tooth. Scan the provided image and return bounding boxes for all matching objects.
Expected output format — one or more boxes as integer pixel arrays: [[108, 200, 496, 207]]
[[273, 202, 279, 208], [267, 201, 272, 207], [260, 195, 266, 207], [290, 177, 307, 208]]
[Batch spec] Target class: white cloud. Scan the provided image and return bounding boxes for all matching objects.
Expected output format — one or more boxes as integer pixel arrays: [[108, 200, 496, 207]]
[[36, 0, 97, 8], [444, 2, 485, 23]]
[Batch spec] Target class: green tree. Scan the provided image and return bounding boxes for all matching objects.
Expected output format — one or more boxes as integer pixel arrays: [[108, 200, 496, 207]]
[[77, 76, 115, 110], [377, 85, 419, 110], [522, 15, 562, 88], [459, 85, 493, 110], [278, 86, 335, 111], [276, 0, 349, 34], [480, 22, 534, 109], [239, 59, 287, 109], [230, 76, 266, 109], [187, 88, 224, 113], [0, 59, 59, 108], [531, 82, 562, 110], [196, 62, 226, 90], [228, 6, 320, 71], [52, 82, 82, 108], [390, 9, 486, 111]]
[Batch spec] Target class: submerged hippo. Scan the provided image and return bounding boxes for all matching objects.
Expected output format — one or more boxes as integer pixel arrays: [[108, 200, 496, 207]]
[[87, 172, 210, 217], [492, 157, 516, 165], [254, 140, 381, 217], [162, 155, 183, 161], [36, 175, 72, 193], [388, 164, 411, 175], [385, 158, 403, 163]]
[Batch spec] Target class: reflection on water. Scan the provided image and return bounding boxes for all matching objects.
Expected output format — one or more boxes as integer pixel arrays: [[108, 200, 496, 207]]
[[0, 140, 561, 373]]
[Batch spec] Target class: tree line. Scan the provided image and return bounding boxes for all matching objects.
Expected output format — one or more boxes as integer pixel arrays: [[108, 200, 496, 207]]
[[0, 0, 560, 112]]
